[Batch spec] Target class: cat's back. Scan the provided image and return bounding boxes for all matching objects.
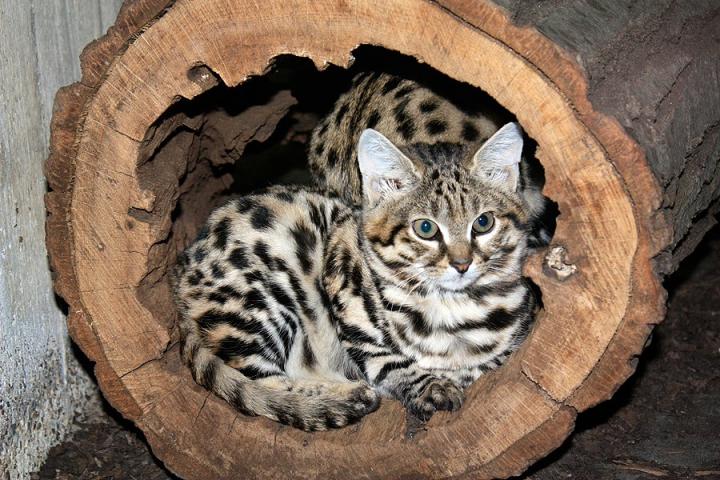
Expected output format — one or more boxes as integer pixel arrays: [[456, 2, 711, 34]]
[[309, 72, 501, 204], [173, 187, 351, 319]]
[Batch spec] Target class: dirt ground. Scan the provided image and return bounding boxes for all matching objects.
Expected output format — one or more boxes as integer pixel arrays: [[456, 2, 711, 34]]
[[33, 228, 720, 480]]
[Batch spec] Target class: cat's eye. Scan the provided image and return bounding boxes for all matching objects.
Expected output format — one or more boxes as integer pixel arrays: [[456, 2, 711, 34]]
[[472, 213, 495, 235], [412, 219, 440, 240]]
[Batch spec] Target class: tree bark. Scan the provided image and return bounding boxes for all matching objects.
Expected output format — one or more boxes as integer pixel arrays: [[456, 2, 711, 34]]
[[489, 0, 720, 275], [44, 1, 720, 479]]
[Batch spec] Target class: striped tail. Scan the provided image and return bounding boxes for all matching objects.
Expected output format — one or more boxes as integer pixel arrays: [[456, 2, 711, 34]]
[[181, 331, 380, 431]]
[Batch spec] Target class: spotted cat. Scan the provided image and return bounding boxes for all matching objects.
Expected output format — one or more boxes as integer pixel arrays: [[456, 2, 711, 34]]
[[173, 124, 535, 430], [309, 72, 551, 246]]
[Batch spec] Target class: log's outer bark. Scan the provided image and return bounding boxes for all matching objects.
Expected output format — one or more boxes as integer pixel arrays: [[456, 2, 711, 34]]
[[492, 0, 720, 274], [43, 0, 717, 478], [45, 0, 175, 417]]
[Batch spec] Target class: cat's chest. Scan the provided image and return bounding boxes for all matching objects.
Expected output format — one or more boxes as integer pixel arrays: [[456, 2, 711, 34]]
[[381, 289, 506, 369], [384, 289, 486, 329]]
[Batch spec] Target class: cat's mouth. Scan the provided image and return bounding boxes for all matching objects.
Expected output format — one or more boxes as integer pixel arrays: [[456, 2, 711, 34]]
[[434, 268, 481, 292]]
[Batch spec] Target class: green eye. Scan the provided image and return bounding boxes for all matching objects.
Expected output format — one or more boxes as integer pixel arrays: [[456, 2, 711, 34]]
[[472, 213, 495, 234], [412, 218, 440, 240]]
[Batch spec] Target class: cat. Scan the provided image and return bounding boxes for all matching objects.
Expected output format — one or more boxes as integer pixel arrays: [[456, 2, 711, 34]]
[[309, 72, 552, 247], [173, 123, 536, 431]]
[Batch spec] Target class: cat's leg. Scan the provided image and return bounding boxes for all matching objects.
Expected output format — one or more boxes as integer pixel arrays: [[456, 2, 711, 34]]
[[368, 357, 464, 420], [329, 293, 464, 418], [241, 374, 380, 430], [357, 352, 464, 421], [435, 365, 493, 389], [323, 225, 464, 420]]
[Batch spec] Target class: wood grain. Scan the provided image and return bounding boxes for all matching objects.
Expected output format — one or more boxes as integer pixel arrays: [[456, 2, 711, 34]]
[[44, 0, 718, 478]]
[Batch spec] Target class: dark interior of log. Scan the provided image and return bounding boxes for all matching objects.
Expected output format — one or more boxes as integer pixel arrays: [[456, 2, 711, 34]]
[[133, 45, 557, 392]]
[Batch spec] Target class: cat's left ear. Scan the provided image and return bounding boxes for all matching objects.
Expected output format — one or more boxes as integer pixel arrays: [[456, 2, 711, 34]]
[[469, 122, 523, 191]]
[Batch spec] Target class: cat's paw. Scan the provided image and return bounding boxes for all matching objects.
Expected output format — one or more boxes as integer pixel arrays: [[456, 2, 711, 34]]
[[405, 378, 464, 421], [347, 383, 382, 417]]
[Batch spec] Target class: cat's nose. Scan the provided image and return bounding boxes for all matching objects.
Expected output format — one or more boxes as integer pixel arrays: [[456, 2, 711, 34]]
[[450, 258, 472, 274]]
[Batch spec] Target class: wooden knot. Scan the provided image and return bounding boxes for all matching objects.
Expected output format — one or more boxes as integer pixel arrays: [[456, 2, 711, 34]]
[[543, 245, 577, 281], [187, 64, 219, 90]]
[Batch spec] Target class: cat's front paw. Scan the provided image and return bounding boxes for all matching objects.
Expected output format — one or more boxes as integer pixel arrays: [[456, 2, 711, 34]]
[[405, 378, 464, 421]]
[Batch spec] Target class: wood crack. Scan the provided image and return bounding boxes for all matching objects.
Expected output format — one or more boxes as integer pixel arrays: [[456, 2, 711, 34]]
[[118, 354, 162, 379], [193, 392, 212, 425], [86, 116, 143, 143], [654, 57, 693, 130], [520, 365, 570, 409]]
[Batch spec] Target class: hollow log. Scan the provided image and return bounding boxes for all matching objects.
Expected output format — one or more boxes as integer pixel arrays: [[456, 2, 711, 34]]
[[44, 1, 720, 478]]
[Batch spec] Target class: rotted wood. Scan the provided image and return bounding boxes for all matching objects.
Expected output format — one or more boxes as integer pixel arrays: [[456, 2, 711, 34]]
[[44, 0, 719, 478]]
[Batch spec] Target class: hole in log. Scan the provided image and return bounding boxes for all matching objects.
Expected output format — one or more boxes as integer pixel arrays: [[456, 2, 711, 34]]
[[133, 46, 558, 423], [187, 64, 221, 90]]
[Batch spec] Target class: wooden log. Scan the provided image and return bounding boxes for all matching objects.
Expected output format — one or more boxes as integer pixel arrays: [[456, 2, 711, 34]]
[[44, 0, 720, 478]]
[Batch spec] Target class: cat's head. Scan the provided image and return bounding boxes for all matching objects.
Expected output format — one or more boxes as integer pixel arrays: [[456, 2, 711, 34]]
[[358, 123, 530, 293]]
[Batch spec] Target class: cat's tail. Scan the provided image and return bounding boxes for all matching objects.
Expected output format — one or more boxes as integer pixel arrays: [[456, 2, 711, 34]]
[[182, 333, 381, 431], [520, 161, 554, 247]]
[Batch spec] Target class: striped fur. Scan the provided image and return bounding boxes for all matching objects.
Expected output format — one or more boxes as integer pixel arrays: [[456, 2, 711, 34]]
[[174, 133, 535, 430]]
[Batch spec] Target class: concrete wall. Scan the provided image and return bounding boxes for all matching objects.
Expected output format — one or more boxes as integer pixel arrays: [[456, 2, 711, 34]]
[[0, 1, 123, 478]]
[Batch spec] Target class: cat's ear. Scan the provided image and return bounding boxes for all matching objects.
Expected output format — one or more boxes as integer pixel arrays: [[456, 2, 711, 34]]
[[358, 129, 423, 206], [469, 122, 523, 191]]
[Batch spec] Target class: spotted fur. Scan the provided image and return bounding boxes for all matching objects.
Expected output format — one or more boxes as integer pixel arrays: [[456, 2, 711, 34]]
[[174, 127, 536, 430], [309, 72, 551, 246]]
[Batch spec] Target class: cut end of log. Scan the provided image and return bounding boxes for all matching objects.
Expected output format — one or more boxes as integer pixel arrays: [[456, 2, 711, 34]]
[[43, 1, 685, 478]]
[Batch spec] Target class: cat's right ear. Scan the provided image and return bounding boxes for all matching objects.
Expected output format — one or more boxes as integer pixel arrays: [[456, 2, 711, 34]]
[[357, 129, 423, 207]]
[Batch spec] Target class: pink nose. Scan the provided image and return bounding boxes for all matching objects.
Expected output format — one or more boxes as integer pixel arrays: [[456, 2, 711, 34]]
[[451, 259, 472, 274]]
